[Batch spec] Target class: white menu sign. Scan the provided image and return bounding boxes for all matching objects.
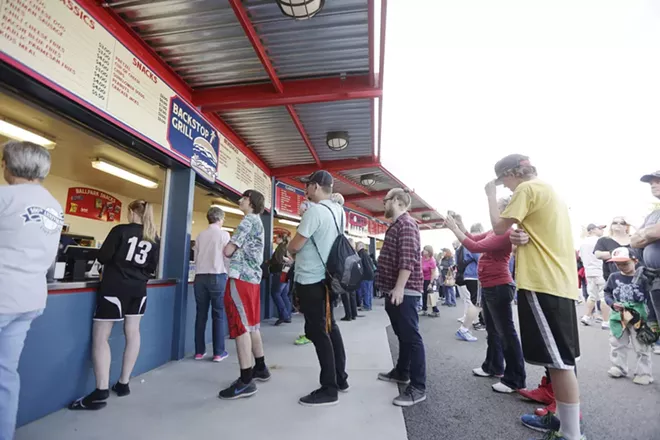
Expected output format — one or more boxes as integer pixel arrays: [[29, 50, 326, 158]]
[[0, 0, 175, 150], [218, 134, 272, 209]]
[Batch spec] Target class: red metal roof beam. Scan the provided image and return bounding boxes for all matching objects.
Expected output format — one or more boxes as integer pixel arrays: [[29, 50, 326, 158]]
[[344, 190, 390, 203], [272, 157, 381, 179], [287, 106, 322, 167], [193, 76, 381, 112]]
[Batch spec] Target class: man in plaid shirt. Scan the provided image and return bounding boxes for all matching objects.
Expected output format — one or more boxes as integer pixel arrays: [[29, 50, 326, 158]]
[[375, 188, 427, 407]]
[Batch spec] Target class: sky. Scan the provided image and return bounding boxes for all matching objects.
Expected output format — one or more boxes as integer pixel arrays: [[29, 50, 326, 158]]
[[379, 0, 660, 253]]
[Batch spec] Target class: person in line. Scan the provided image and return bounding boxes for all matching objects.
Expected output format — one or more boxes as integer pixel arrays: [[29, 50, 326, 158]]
[[420, 245, 440, 317], [376, 188, 427, 407], [287, 171, 349, 406], [489, 154, 584, 440], [270, 233, 293, 326], [292, 200, 313, 346], [439, 248, 456, 306], [340, 238, 360, 320], [579, 224, 606, 326], [70, 199, 159, 410], [0, 141, 64, 438], [443, 201, 526, 394], [591, 216, 634, 330], [356, 242, 376, 311], [456, 225, 485, 331], [218, 190, 270, 400], [631, 170, 660, 355], [603, 247, 653, 385], [193, 206, 230, 362]]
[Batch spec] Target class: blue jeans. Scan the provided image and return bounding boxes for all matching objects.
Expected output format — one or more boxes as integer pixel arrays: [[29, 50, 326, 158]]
[[271, 274, 291, 321], [358, 280, 374, 310], [385, 295, 426, 391], [481, 284, 526, 390], [0, 310, 41, 440], [194, 274, 227, 356], [443, 285, 456, 305]]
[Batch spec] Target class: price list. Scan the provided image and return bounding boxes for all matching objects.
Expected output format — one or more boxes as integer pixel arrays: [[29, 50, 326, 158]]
[[158, 94, 168, 124], [92, 42, 112, 103], [275, 182, 305, 218]]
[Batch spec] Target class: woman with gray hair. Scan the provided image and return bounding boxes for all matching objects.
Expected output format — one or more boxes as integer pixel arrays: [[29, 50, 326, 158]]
[[0, 141, 63, 439]]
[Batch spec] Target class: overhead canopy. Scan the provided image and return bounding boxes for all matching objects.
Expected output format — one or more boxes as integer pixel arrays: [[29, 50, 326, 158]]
[[104, 0, 442, 228]]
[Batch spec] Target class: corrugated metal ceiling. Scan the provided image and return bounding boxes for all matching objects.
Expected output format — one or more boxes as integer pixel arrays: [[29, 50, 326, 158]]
[[339, 167, 393, 192], [220, 107, 314, 168], [242, 0, 369, 80], [294, 100, 372, 161], [106, 0, 269, 88]]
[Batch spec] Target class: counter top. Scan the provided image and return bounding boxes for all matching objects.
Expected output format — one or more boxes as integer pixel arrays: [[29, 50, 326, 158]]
[[48, 278, 178, 292]]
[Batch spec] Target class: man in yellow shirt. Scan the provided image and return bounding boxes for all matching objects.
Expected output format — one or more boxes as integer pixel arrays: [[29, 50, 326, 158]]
[[487, 154, 583, 440]]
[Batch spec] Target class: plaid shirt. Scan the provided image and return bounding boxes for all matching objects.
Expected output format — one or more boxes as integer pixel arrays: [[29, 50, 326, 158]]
[[375, 212, 424, 294]]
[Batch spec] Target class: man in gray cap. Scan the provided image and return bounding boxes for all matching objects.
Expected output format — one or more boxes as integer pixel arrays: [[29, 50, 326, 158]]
[[631, 170, 660, 354], [487, 154, 584, 440], [287, 170, 349, 406]]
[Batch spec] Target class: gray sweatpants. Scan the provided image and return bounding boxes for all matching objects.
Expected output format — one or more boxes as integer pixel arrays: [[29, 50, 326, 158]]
[[610, 325, 653, 377]]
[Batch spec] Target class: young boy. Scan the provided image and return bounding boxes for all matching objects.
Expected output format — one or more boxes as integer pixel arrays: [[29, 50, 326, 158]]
[[604, 247, 654, 385]]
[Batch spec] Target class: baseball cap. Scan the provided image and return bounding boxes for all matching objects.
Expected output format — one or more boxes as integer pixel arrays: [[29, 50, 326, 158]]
[[640, 170, 660, 183], [607, 247, 634, 263], [300, 170, 333, 187], [494, 154, 533, 183], [586, 223, 606, 232]]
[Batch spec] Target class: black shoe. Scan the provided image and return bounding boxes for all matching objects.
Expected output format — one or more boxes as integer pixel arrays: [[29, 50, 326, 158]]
[[473, 323, 486, 331], [377, 368, 411, 385], [253, 367, 272, 382], [284, 319, 292, 323], [341, 317, 352, 322], [218, 379, 257, 400], [299, 388, 339, 407], [274, 319, 285, 326], [338, 381, 350, 393], [112, 382, 130, 397], [356, 314, 365, 318]]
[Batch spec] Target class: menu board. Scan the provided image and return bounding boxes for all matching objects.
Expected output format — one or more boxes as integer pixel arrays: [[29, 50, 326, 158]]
[[0, 0, 270, 195], [368, 219, 389, 238], [66, 187, 122, 223], [346, 208, 369, 237], [275, 181, 306, 218], [218, 134, 272, 209]]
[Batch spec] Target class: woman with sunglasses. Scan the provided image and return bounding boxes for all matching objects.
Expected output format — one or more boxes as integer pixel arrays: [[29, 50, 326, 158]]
[[585, 217, 633, 329]]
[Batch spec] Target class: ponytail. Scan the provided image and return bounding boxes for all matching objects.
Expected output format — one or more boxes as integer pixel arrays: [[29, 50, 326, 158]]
[[128, 200, 158, 243]]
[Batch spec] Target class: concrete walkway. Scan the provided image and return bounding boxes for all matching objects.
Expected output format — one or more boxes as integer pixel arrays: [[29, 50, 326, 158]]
[[16, 301, 407, 440]]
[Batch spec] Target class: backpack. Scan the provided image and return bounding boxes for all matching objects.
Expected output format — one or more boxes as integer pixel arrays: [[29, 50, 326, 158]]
[[311, 203, 364, 292], [455, 246, 467, 286]]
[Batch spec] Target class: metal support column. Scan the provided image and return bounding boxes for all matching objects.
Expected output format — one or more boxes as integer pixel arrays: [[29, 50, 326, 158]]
[[260, 177, 276, 319]]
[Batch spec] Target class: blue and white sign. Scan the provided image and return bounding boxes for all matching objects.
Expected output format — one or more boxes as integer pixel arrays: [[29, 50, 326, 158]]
[[167, 97, 219, 182]]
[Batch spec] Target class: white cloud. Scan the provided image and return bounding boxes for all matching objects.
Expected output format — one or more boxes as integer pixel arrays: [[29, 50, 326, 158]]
[[380, 0, 660, 251]]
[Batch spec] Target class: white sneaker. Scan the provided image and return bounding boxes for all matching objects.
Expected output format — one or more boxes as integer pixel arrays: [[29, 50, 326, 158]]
[[654, 344, 660, 355], [601, 322, 610, 330], [457, 317, 465, 323], [607, 366, 626, 378], [472, 367, 491, 377], [492, 382, 516, 393], [580, 316, 591, 326], [633, 375, 654, 385]]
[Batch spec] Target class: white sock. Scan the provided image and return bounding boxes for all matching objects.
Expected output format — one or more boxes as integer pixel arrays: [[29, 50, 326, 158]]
[[459, 326, 469, 333], [556, 400, 581, 440]]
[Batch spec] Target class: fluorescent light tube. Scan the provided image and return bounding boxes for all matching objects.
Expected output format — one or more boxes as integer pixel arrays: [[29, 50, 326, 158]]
[[278, 219, 299, 227], [211, 204, 244, 216], [221, 227, 235, 232], [0, 118, 56, 148], [91, 159, 158, 189]]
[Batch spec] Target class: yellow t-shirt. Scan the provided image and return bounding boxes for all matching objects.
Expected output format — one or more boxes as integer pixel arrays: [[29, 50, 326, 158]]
[[501, 179, 578, 299]]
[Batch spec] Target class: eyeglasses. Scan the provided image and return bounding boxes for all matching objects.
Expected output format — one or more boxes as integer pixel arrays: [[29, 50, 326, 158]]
[[383, 197, 393, 205], [612, 221, 627, 226]]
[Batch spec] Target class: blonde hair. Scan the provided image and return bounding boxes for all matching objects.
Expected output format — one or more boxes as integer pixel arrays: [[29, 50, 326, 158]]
[[609, 216, 631, 236], [331, 193, 345, 206], [423, 245, 434, 257], [387, 188, 412, 210], [129, 200, 158, 243]]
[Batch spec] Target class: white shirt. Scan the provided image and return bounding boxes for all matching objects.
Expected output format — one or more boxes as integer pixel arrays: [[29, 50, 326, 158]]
[[195, 223, 230, 275], [579, 235, 602, 278]]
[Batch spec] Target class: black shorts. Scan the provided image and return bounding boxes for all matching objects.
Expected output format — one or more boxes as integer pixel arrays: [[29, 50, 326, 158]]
[[93, 295, 147, 321], [517, 290, 580, 370], [465, 279, 480, 305]]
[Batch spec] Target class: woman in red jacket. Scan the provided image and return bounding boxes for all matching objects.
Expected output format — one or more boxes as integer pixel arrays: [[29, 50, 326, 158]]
[[442, 199, 526, 394]]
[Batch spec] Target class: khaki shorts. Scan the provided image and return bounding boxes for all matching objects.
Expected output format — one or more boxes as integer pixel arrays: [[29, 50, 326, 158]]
[[586, 276, 605, 302]]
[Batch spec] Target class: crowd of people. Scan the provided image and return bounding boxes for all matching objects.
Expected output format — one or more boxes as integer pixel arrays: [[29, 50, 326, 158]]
[[1, 140, 659, 440]]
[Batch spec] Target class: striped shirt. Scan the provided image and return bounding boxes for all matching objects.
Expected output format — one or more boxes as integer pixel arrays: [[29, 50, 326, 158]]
[[375, 212, 423, 294]]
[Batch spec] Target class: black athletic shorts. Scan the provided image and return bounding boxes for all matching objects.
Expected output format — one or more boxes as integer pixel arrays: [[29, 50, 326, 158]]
[[517, 289, 580, 370], [465, 279, 480, 305], [93, 294, 147, 321]]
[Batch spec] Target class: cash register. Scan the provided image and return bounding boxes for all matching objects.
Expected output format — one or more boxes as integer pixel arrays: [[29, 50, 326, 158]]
[[62, 245, 100, 281]]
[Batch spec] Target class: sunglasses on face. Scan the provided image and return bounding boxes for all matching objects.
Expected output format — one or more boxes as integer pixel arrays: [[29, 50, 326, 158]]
[[612, 221, 627, 226]]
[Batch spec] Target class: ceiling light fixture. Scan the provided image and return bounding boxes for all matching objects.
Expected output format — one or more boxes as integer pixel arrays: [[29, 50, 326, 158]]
[[0, 117, 56, 148], [221, 227, 235, 232], [360, 173, 377, 187], [421, 214, 431, 221], [278, 219, 300, 227], [326, 131, 349, 151], [211, 204, 244, 216], [91, 159, 158, 189], [276, 0, 325, 20]]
